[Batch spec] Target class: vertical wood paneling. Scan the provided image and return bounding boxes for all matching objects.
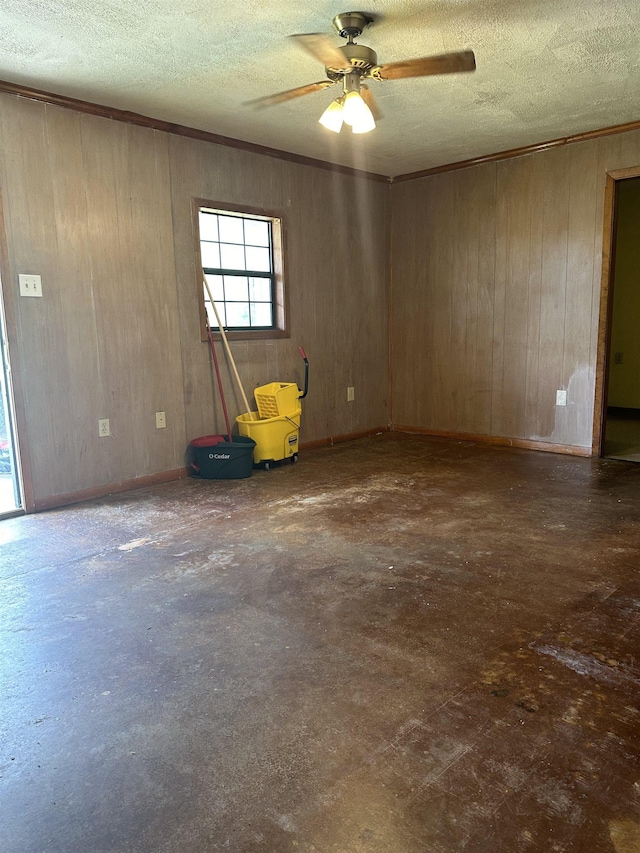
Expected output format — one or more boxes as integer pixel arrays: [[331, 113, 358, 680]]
[[491, 160, 508, 436], [81, 116, 136, 484], [47, 106, 103, 494], [0, 93, 388, 504], [389, 177, 435, 427], [10, 88, 640, 504], [449, 169, 470, 430], [535, 148, 570, 439], [468, 165, 496, 434], [0, 97, 184, 501], [558, 142, 600, 446], [522, 154, 545, 438], [420, 178, 439, 428], [392, 165, 497, 435], [168, 134, 389, 447], [0, 98, 65, 499], [391, 130, 640, 451], [80, 116, 184, 486]]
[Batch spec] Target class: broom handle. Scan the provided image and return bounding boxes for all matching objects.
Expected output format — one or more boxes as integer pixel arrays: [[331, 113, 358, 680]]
[[202, 275, 255, 420]]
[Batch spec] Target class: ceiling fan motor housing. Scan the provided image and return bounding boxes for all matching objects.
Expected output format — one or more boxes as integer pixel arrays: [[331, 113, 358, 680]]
[[332, 11, 374, 39], [326, 43, 378, 79]]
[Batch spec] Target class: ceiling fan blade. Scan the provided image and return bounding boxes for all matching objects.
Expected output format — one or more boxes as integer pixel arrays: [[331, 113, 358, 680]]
[[374, 50, 476, 80], [360, 84, 382, 121], [289, 33, 352, 70], [245, 80, 335, 109]]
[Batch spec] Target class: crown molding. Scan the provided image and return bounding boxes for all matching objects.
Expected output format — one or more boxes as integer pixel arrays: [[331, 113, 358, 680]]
[[3, 77, 640, 187], [392, 118, 640, 182], [0, 79, 389, 183]]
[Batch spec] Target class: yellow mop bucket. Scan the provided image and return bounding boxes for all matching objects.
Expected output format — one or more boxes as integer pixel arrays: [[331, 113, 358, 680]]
[[236, 349, 309, 469], [237, 408, 301, 468]]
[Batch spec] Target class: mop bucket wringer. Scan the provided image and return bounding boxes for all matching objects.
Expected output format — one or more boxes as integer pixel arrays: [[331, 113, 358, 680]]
[[237, 348, 309, 469]]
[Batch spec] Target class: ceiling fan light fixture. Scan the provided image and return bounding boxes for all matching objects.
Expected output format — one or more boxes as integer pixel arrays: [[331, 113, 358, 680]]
[[318, 98, 345, 133], [342, 90, 376, 133]]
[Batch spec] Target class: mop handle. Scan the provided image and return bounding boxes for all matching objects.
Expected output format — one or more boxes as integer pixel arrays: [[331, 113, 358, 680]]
[[206, 323, 232, 438], [298, 346, 309, 399], [202, 275, 255, 420]]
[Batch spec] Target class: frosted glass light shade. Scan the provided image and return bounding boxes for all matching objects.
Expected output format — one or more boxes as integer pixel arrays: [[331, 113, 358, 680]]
[[319, 100, 344, 133], [342, 91, 376, 134]]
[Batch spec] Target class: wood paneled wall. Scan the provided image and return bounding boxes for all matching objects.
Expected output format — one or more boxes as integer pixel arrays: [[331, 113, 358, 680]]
[[168, 136, 390, 447], [7, 86, 640, 505], [390, 128, 640, 450], [0, 97, 185, 503], [0, 94, 389, 506]]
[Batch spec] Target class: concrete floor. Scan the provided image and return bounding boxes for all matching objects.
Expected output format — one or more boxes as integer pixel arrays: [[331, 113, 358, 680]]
[[1, 433, 639, 853]]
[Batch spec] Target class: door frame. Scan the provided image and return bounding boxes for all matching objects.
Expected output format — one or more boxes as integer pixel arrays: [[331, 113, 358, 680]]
[[592, 165, 640, 456], [0, 187, 34, 513]]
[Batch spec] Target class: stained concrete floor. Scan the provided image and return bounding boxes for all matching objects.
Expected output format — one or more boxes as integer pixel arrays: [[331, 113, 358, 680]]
[[1, 433, 639, 853]]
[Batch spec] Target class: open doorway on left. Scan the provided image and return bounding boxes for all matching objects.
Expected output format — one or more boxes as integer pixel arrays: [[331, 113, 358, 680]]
[[0, 290, 22, 516]]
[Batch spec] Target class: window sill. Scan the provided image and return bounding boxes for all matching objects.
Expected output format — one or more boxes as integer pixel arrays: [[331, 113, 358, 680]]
[[202, 328, 290, 343]]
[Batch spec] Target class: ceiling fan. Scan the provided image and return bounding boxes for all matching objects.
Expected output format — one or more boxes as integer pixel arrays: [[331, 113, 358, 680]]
[[246, 11, 476, 134]]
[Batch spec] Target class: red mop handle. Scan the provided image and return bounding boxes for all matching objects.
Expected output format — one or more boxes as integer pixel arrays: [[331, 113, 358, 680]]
[[298, 346, 309, 399], [206, 324, 232, 439]]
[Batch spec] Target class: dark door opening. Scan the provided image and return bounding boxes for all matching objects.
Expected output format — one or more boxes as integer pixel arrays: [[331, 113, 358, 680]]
[[602, 175, 640, 461]]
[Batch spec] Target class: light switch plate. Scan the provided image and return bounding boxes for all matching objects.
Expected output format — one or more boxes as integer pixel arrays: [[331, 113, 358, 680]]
[[19, 274, 43, 297], [556, 389, 567, 407]]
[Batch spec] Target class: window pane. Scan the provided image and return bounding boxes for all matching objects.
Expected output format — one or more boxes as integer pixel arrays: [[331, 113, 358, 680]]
[[244, 219, 270, 247], [250, 302, 273, 327], [249, 277, 272, 302], [245, 246, 271, 273], [220, 243, 245, 270], [199, 212, 218, 242], [204, 273, 224, 302], [201, 241, 220, 269], [226, 302, 250, 327], [223, 275, 248, 301], [198, 206, 281, 335], [205, 300, 225, 328], [218, 215, 244, 244]]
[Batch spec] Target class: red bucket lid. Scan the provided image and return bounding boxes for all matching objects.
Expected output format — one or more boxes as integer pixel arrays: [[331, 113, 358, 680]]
[[190, 434, 226, 447]]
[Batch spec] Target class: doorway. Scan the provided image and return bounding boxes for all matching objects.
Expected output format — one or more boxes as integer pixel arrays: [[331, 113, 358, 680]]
[[0, 291, 22, 514], [599, 174, 640, 461]]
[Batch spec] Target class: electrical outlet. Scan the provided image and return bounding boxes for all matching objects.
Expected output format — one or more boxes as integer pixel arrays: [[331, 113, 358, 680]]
[[19, 274, 43, 297], [156, 411, 166, 429], [614, 351, 624, 365], [556, 390, 567, 407], [347, 386, 355, 402], [98, 418, 110, 437]]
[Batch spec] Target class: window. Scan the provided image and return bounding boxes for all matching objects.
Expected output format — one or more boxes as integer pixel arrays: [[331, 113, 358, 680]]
[[194, 200, 287, 341]]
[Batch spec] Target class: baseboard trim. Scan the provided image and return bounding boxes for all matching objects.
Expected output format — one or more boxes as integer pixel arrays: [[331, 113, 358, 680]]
[[30, 424, 592, 512], [391, 425, 593, 457], [300, 425, 390, 451], [33, 467, 190, 512]]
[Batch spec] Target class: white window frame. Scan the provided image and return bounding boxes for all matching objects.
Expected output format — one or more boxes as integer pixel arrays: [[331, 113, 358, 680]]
[[193, 199, 288, 342]]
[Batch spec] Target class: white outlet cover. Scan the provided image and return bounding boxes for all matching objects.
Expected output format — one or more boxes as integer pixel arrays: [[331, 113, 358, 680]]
[[556, 390, 567, 407], [19, 274, 43, 297]]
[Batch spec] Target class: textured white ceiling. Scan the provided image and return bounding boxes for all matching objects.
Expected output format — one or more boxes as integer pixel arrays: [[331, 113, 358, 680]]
[[1, 0, 640, 176]]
